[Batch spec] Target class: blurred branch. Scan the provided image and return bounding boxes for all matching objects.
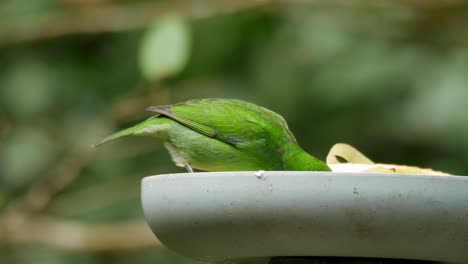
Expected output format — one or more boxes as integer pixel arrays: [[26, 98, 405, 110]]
[[11, 86, 164, 212], [0, 212, 161, 252], [110, 83, 171, 122], [0, 112, 12, 139], [269, 257, 429, 263], [18, 149, 95, 212], [2, 0, 467, 45], [0, 88, 168, 252], [0, 0, 273, 45]]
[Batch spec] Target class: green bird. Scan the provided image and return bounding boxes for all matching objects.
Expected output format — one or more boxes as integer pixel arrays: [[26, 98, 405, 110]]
[[95, 98, 330, 172]]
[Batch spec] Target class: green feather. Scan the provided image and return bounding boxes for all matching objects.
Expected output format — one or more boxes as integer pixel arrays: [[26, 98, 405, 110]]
[[95, 98, 330, 172]]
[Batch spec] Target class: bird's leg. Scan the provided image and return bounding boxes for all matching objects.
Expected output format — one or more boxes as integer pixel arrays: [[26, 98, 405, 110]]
[[185, 164, 194, 173]]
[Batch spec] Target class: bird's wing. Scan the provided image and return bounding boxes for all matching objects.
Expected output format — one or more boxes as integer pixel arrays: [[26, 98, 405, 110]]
[[147, 99, 291, 147], [147, 102, 219, 139]]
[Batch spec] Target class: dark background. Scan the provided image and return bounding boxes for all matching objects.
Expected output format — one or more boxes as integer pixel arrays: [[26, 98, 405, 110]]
[[1, 1, 467, 263]]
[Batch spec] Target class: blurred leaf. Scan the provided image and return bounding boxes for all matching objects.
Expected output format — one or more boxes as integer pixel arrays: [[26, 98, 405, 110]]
[[1, 129, 56, 191], [138, 15, 191, 81]]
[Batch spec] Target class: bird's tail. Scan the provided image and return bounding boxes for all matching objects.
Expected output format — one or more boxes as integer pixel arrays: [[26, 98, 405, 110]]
[[93, 116, 169, 147]]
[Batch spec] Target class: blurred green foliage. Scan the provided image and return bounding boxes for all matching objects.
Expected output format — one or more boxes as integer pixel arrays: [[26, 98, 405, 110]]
[[139, 15, 192, 81], [1, 0, 468, 263]]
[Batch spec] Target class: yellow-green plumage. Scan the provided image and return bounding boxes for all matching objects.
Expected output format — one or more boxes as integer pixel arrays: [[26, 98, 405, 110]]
[[95, 98, 330, 172]]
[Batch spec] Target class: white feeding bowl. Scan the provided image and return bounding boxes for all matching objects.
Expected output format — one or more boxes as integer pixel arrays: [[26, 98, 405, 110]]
[[141, 171, 468, 263]]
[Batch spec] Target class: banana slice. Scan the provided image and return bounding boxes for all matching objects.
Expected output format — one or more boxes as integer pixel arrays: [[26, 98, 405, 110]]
[[326, 143, 450, 175]]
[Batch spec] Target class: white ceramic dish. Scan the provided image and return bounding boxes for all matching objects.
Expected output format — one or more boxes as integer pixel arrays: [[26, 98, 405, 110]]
[[141, 172, 468, 263]]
